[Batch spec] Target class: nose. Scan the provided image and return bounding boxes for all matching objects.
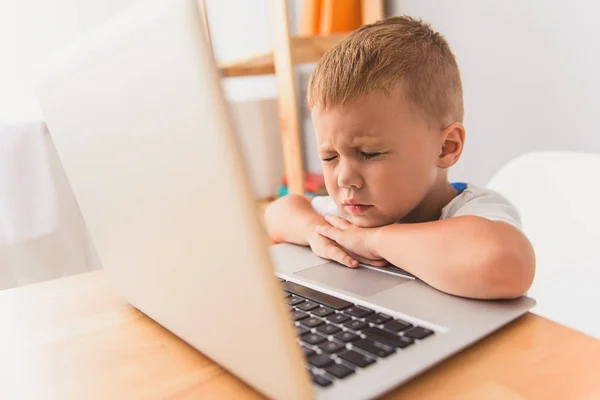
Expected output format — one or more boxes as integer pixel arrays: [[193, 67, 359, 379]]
[[337, 159, 364, 189]]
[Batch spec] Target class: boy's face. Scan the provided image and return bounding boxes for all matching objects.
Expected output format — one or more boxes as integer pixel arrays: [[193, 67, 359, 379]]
[[312, 90, 444, 228]]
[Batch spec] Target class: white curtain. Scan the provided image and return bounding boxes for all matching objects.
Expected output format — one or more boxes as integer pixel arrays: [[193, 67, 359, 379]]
[[0, 120, 101, 290]]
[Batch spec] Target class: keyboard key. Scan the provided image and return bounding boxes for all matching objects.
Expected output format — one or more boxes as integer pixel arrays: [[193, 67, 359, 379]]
[[288, 296, 306, 306], [302, 333, 327, 345], [302, 346, 316, 358], [344, 319, 369, 331], [344, 305, 374, 318], [319, 340, 346, 354], [297, 300, 320, 312], [311, 372, 333, 387], [404, 326, 434, 340], [334, 331, 360, 343], [338, 350, 376, 368], [316, 324, 341, 335], [312, 306, 335, 318], [352, 339, 396, 358], [383, 319, 413, 332], [363, 326, 414, 349], [308, 353, 334, 368], [327, 313, 351, 324], [325, 363, 355, 379], [281, 281, 353, 310], [300, 317, 325, 328], [292, 310, 309, 321], [366, 313, 393, 325], [296, 326, 310, 337]]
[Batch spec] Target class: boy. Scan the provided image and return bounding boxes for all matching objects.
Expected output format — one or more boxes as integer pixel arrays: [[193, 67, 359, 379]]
[[264, 16, 535, 300]]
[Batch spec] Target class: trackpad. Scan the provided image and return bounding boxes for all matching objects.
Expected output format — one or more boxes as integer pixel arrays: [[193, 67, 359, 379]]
[[294, 263, 409, 297]]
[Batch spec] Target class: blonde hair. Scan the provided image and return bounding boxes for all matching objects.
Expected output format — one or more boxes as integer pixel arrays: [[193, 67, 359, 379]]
[[307, 16, 463, 127]]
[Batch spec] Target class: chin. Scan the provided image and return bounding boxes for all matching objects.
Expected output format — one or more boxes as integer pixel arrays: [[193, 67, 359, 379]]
[[348, 215, 390, 228]]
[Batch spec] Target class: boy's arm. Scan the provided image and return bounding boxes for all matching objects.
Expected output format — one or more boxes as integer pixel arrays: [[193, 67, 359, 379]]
[[264, 195, 388, 268], [373, 217, 535, 299], [263, 194, 326, 245], [318, 215, 536, 300]]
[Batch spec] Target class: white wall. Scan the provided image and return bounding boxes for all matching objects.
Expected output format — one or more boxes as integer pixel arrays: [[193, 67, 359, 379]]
[[390, 0, 600, 185], [0, 0, 139, 119]]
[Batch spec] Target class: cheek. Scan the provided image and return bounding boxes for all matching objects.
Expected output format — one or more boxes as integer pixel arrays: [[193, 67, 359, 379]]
[[397, 140, 440, 184], [323, 169, 339, 194], [369, 165, 405, 199], [368, 158, 436, 205]]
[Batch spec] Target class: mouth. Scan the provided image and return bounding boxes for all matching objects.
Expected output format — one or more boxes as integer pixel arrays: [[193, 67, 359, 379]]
[[343, 201, 373, 214]]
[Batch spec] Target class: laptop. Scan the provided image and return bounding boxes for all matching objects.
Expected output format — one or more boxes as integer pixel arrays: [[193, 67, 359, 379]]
[[34, 0, 536, 398]]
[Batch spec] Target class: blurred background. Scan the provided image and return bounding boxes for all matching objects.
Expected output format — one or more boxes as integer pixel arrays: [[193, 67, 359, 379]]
[[4, 1, 600, 184], [1, 1, 599, 337]]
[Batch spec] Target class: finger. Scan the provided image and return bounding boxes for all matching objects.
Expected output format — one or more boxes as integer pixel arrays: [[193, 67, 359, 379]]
[[327, 244, 359, 268], [317, 225, 356, 256], [316, 225, 341, 242], [345, 251, 388, 267], [325, 215, 351, 230]]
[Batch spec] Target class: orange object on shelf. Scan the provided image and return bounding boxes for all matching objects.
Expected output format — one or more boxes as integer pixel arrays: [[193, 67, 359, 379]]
[[299, 0, 322, 37], [320, 0, 362, 35]]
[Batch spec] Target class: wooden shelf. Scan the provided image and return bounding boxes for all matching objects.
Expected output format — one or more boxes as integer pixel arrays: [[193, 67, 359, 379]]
[[219, 34, 348, 78], [201, 0, 384, 196]]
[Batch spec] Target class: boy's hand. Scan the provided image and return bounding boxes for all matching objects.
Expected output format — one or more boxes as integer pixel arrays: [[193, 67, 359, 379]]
[[307, 231, 359, 268], [316, 216, 386, 267], [307, 224, 387, 268]]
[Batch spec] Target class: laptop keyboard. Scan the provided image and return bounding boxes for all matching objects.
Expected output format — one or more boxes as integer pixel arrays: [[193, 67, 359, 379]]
[[279, 279, 434, 388]]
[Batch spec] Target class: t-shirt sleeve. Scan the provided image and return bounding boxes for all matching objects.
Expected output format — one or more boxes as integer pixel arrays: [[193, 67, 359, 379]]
[[442, 188, 522, 230], [311, 196, 346, 218]]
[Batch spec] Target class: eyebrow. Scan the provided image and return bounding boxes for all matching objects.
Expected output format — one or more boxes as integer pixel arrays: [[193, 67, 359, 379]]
[[317, 144, 335, 153], [350, 136, 384, 147], [318, 135, 386, 153]]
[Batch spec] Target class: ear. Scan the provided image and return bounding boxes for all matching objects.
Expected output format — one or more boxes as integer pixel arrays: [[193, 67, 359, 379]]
[[437, 122, 466, 169]]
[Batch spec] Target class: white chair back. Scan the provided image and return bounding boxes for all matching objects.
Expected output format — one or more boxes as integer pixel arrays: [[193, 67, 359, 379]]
[[487, 151, 600, 338]]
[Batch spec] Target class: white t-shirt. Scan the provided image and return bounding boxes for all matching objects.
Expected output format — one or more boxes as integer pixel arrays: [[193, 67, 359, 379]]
[[311, 183, 522, 230]]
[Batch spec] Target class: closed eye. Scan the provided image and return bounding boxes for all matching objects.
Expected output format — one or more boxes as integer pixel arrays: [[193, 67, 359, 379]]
[[360, 152, 382, 160], [321, 155, 338, 162]]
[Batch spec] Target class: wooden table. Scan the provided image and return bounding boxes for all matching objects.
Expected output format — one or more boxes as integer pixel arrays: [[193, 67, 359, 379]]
[[1, 271, 599, 400]]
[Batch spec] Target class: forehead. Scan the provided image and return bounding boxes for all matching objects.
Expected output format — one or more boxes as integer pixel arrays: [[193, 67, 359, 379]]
[[311, 90, 420, 146]]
